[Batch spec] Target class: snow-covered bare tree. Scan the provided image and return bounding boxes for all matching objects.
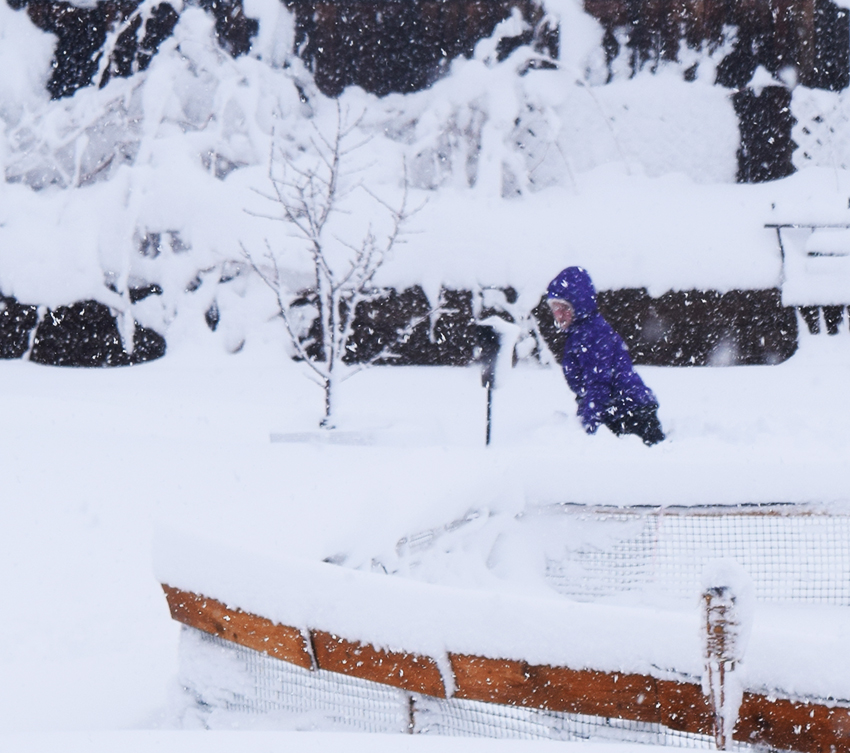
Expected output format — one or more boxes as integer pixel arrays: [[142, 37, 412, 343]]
[[244, 104, 419, 428]]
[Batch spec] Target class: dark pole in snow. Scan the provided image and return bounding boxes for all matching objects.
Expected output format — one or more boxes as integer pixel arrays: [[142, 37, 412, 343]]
[[485, 380, 493, 446], [475, 324, 500, 447]]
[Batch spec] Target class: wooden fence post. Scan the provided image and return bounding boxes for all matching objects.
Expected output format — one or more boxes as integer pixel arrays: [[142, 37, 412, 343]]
[[703, 585, 743, 750], [407, 694, 416, 734]]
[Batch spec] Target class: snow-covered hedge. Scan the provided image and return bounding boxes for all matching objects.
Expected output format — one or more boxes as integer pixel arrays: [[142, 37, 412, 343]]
[[1, 0, 847, 363]]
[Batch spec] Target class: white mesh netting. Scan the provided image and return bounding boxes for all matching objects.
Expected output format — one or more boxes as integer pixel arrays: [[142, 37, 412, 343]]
[[385, 503, 850, 607], [178, 627, 720, 746], [175, 503, 850, 745], [541, 504, 850, 605]]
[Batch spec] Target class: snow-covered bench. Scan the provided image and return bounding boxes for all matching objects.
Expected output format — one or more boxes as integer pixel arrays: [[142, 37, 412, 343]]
[[768, 222, 850, 334]]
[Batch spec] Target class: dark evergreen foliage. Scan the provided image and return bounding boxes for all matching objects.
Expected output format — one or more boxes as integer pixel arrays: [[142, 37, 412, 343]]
[[196, 0, 258, 58], [536, 288, 798, 367], [21, 0, 119, 99], [0, 296, 39, 359], [128, 283, 163, 303], [821, 305, 846, 335], [8, 0, 254, 99], [798, 305, 822, 334], [99, 2, 180, 87], [812, 0, 850, 91], [732, 87, 796, 184], [285, 0, 554, 97], [292, 285, 800, 368], [298, 287, 481, 366], [28, 300, 165, 366]]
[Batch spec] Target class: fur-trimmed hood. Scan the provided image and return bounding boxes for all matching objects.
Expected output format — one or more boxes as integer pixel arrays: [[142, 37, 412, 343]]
[[546, 266, 598, 322]]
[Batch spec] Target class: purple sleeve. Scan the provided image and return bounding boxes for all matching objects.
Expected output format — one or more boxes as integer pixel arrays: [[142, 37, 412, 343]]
[[612, 332, 657, 407], [562, 325, 617, 433]]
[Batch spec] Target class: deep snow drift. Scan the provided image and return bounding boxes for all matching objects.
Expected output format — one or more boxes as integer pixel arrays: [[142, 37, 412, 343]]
[[1, 325, 849, 739]]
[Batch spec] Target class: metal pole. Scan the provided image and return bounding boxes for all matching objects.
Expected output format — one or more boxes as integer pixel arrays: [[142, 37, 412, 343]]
[[475, 324, 499, 448], [485, 380, 493, 446]]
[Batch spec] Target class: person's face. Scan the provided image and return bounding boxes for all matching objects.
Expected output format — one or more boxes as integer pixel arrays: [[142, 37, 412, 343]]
[[548, 299, 574, 331]]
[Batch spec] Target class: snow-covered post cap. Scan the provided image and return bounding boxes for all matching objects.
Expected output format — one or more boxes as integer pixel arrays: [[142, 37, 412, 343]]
[[701, 560, 754, 750]]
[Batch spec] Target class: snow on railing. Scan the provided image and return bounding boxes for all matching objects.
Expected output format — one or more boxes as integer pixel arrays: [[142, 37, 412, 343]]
[[767, 223, 850, 308]]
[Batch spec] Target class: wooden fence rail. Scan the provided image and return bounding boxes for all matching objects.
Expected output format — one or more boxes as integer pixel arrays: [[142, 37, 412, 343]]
[[162, 584, 850, 752]]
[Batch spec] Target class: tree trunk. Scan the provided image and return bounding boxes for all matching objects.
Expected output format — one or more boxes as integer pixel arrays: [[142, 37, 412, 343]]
[[320, 377, 334, 429]]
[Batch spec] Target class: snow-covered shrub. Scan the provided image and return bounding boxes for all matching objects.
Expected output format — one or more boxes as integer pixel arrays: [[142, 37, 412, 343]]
[[0, 294, 38, 358], [0, 0, 745, 363], [357, 8, 738, 197], [28, 299, 166, 366], [0, 5, 306, 353], [7, 0, 257, 100]]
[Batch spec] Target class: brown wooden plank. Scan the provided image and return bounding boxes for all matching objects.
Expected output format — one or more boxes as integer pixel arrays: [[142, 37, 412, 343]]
[[161, 584, 313, 669], [451, 654, 660, 724], [735, 692, 850, 753], [655, 679, 714, 735], [311, 630, 446, 698], [161, 585, 850, 750], [449, 654, 534, 705], [532, 665, 660, 723]]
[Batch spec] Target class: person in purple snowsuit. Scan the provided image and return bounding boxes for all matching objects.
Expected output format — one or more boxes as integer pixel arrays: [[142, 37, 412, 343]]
[[547, 266, 665, 446]]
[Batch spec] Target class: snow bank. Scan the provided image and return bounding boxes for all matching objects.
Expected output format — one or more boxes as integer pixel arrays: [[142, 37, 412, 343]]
[[0, 731, 672, 753], [779, 226, 850, 306]]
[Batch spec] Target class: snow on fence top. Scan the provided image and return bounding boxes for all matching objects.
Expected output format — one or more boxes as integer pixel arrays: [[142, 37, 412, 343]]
[[154, 527, 850, 702]]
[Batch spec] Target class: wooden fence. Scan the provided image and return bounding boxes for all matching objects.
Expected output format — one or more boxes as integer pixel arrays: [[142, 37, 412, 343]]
[[162, 583, 850, 751]]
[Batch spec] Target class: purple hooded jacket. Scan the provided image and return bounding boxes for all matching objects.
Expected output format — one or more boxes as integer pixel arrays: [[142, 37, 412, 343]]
[[547, 267, 657, 433]]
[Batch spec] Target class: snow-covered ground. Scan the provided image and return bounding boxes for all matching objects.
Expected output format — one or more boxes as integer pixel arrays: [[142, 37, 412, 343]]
[[1, 322, 848, 745], [1, 732, 679, 753], [3, 0, 850, 749]]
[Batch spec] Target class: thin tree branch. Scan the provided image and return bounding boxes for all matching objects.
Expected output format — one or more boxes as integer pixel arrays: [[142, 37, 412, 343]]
[[241, 241, 328, 381]]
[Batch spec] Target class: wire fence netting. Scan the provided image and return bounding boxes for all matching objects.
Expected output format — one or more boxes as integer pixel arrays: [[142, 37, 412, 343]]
[[539, 504, 850, 605], [180, 627, 727, 746], [179, 627, 410, 733], [176, 504, 850, 746]]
